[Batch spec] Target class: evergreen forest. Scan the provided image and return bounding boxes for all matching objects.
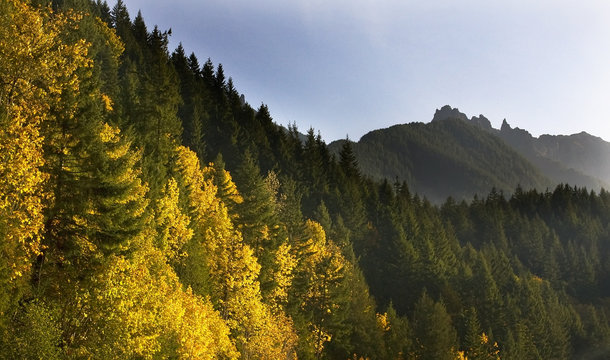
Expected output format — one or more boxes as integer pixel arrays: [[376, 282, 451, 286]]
[[0, 0, 609, 358]]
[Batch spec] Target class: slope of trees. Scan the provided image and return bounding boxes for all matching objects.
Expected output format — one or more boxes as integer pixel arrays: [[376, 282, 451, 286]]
[[497, 119, 610, 191], [328, 119, 551, 203], [0, 1, 609, 359]]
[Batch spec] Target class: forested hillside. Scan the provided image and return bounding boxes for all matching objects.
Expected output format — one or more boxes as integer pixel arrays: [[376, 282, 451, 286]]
[[1, 1, 609, 359], [497, 120, 610, 191], [437, 105, 610, 191], [329, 118, 550, 203], [331, 105, 610, 203]]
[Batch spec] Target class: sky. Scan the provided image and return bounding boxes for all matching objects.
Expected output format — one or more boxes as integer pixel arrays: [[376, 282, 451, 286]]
[[123, 0, 610, 142]]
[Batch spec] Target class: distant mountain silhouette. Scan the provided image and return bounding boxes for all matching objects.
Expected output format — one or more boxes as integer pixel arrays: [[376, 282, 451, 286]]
[[330, 108, 550, 202], [447, 105, 610, 191], [495, 120, 610, 191], [330, 105, 610, 202]]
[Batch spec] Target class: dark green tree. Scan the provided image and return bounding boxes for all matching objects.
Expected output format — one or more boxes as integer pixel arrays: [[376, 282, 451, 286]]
[[411, 291, 458, 360], [339, 137, 360, 181]]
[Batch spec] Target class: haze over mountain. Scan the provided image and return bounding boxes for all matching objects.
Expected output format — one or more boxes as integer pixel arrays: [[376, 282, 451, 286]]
[[497, 119, 610, 191], [446, 105, 610, 191], [330, 105, 610, 202]]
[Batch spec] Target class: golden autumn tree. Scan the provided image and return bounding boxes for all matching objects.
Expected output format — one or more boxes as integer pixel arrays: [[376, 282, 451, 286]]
[[56, 229, 238, 359], [267, 241, 298, 310], [0, 2, 154, 356], [175, 145, 298, 359], [42, 138, 236, 357], [11, 12, 238, 353], [153, 177, 193, 264], [0, 0, 90, 317], [289, 219, 349, 359], [211, 153, 243, 216]]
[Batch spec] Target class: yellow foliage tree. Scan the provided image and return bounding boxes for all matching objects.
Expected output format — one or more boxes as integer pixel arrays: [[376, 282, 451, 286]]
[[291, 219, 348, 358], [0, 0, 90, 316], [175, 145, 298, 359], [211, 154, 243, 217], [268, 242, 298, 310], [50, 148, 235, 358], [154, 177, 193, 263], [57, 234, 238, 359]]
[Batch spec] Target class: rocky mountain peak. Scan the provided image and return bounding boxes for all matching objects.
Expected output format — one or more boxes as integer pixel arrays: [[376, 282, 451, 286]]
[[501, 119, 511, 131], [432, 105, 468, 122], [471, 114, 493, 131]]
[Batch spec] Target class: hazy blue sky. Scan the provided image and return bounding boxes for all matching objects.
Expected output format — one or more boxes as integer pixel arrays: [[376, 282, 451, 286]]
[[124, 0, 610, 142]]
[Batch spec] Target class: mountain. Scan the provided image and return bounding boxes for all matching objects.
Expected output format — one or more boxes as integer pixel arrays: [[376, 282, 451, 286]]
[[446, 104, 610, 191], [495, 120, 610, 190], [329, 110, 551, 202], [331, 105, 610, 201]]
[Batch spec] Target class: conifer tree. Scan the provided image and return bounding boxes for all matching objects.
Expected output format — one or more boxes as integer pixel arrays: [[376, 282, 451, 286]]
[[279, 177, 305, 243], [202, 57, 216, 86], [110, 0, 129, 30], [326, 264, 385, 359], [188, 52, 201, 76], [40, 11, 148, 270], [93, 0, 111, 24], [383, 303, 411, 360], [339, 137, 361, 181], [461, 307, 501, 360], [173, 44, 208, 161], [234, 151, 280, 257], [135, 25, 182, 199], [411, 291, 458, 360]]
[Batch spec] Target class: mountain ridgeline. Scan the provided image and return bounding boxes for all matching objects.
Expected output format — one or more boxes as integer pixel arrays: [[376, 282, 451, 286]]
[[330, 105, 610, 202], [1, 1, 609, 360]]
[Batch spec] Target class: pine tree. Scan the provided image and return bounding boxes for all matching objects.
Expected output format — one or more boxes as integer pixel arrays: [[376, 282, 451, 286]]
[[313, 200, 332, 238], [93, 0, 112, 24], [188, 52, 201, 77], [202, 58, 215, 87], [110, 0, 130, 31], [234, 151, 280, 258], [339, 137, 360, 181], [278, 177, 305, 243], [173, 44, 208, 161], [411, 291, 458, 360], [326, 264, 385, 359], [39, 8, 148, 271], [134, 25, 182, 199], [461, 307, 500, 360], [383, 303, 411, 360]]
